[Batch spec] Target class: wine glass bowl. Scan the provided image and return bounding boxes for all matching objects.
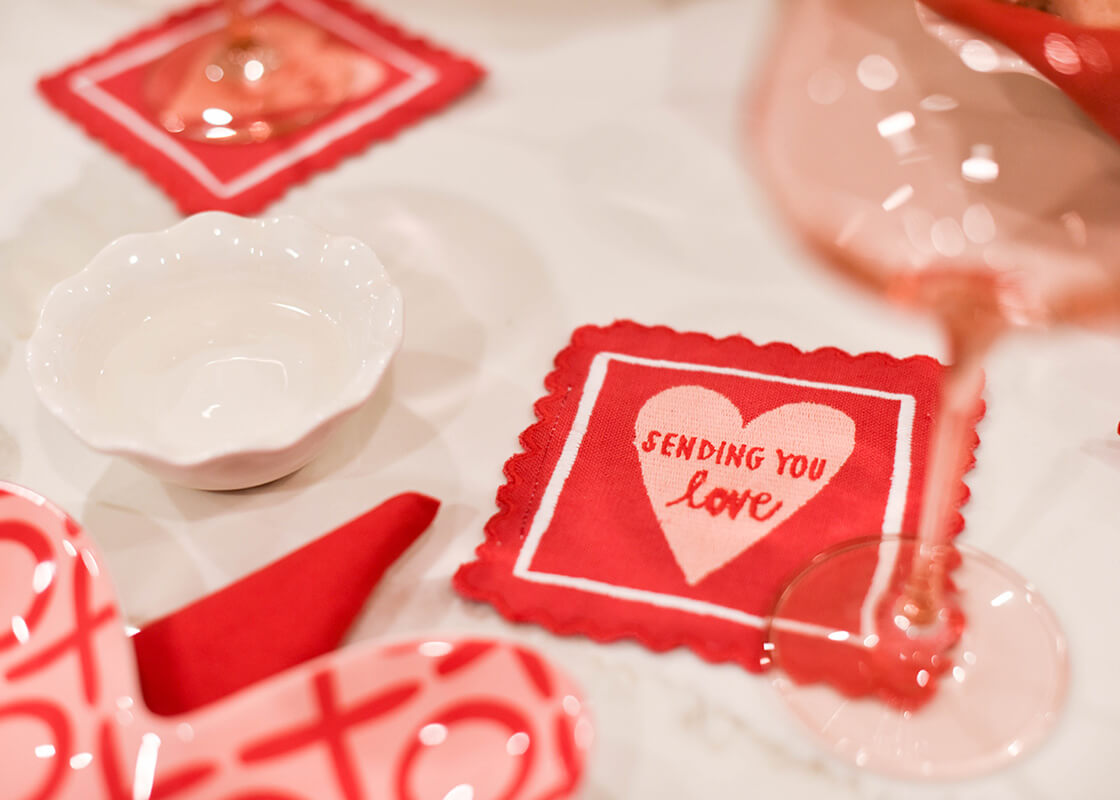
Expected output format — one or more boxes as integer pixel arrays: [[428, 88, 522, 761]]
[[751, 0, 1120, 325], [747, 0, 1120, 778]]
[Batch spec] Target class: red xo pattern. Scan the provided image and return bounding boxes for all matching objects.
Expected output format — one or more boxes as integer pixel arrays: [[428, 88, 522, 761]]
[[0, 483, 591, 799]]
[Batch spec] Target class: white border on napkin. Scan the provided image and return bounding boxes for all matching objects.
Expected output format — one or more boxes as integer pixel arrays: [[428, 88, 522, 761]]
[[512, 351, 917, 643]]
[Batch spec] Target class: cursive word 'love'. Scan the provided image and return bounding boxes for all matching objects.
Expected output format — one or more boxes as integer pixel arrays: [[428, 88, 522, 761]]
[[665, 469, 783, 521]]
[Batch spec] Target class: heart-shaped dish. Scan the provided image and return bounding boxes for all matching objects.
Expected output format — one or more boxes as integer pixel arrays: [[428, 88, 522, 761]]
[[0, 481, 592, 799], [27, 211, 402, 490]]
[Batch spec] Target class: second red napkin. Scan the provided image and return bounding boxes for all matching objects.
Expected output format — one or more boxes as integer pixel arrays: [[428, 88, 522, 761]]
[[39, 0, 484, 215]]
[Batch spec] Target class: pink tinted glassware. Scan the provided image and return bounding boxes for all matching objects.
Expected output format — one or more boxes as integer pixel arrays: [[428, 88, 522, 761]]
[[749, 0, 1120, 779], [146, 0, 383, 143]]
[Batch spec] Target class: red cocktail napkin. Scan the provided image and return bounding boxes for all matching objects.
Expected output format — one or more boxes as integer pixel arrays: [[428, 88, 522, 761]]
[[920, 0, 1120, 143], [455, 322, 980, 704], [133, 492, 439, 714], [39, 0, 484, 215]]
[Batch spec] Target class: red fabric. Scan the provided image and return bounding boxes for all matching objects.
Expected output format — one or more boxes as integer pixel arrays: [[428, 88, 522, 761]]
[[38, 0, 484, 215], [454, 322, 981, 706], [133, 492, 439, 715], [920, 0, 1120, 143]]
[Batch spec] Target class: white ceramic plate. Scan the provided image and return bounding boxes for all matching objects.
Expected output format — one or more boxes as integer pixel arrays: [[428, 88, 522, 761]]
[[27, 211, 403, 490]]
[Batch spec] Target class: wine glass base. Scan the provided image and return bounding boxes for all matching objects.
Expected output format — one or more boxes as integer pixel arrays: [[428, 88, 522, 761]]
[[144, 13, 383, 144], [765, 538, 1068, 780]]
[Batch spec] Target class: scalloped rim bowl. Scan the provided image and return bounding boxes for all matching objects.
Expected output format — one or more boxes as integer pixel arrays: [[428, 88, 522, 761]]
[[27, 211, 403, 490]]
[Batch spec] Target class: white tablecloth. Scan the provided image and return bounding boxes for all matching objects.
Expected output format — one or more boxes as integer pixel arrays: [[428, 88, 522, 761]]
[[2, 1, 1119, 796]]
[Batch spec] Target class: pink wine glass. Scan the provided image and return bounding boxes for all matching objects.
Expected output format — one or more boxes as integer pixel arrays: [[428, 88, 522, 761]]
[[146, 0, 379, 143], [749, 0, 1120, 779]]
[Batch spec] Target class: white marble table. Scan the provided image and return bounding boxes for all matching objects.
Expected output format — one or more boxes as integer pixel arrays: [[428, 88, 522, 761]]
[[2, 1, 1119, 797]]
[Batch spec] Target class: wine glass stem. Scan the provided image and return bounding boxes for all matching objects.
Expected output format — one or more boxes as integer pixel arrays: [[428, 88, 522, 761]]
[[226, 0, 252, 42], [903, 319, 997, 624]]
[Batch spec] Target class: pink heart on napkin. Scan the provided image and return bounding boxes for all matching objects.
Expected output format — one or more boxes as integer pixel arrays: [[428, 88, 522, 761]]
[[635, 386, 856, 585]]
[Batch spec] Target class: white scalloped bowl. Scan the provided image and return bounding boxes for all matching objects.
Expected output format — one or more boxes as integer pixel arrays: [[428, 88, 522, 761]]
[[27, 212, 402, 490]]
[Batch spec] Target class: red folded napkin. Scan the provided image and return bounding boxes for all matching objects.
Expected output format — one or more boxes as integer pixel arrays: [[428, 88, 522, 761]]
[[455, 322, 981, 708], [921, 0, 1120, 142], [133, 492, 439, 715]]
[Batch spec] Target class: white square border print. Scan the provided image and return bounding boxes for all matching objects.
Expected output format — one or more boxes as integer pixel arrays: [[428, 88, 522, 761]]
[[511, 351, 918, 643]]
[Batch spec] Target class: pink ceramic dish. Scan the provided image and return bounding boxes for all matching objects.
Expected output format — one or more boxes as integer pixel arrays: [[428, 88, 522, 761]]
[[0, 482, 592, 799]]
